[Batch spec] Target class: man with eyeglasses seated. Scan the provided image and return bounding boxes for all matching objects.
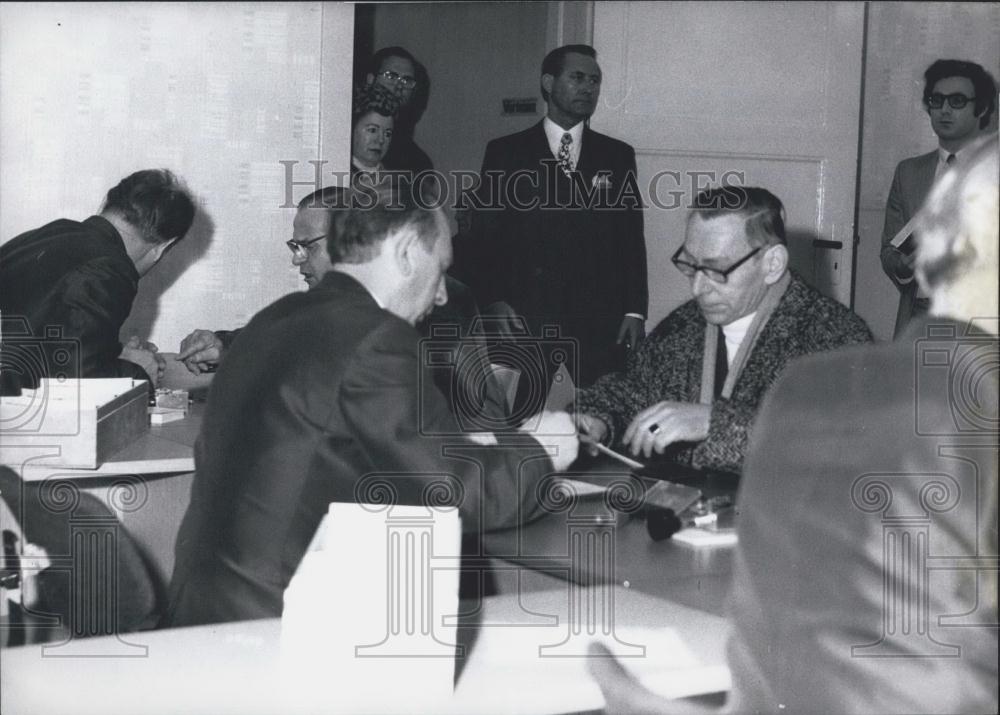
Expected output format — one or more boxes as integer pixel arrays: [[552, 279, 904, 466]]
[[881, 59, 997, 338], [176, 187, 509, 427], [363, 46, 433, 176], [575, 186, 872, 475], [164, 182, 578, 627], [175, 186, 345, 373]]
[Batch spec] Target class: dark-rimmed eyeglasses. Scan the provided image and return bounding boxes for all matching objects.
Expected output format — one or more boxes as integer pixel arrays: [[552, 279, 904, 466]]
[[671, 245, 761, 284], [286, 234, 326, 257], [377, 70, 417, 90], [926, 93, 976, 110]]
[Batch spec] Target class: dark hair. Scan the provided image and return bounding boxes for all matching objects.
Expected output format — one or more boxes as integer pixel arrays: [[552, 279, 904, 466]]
[[352, 83, 399, 126], [540, 44, 597, 102], [330, 179, 441, 264], [923, 59, 998, 129], [689, 186, 787, 247], [102, 169, 195, 244], [366, 46, 417, 77]]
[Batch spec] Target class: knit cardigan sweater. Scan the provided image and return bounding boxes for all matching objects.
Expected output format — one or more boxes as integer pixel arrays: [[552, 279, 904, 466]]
[[574, 273, 873, 474]]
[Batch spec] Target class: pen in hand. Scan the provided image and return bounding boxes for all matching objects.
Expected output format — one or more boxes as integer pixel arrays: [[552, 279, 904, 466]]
[[592, 441, 645, 471]]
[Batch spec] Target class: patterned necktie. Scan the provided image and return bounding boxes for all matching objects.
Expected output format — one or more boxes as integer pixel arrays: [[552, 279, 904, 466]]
[[558, 132, 574, 176]]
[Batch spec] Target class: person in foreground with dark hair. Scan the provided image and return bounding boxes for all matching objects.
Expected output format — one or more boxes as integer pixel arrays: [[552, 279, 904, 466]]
[[589, 138, 998, 715], [881, 58, 997, 337], [575, 186, 872, 474], [164, 183, 577, 627], [0, 169, 195, 387]]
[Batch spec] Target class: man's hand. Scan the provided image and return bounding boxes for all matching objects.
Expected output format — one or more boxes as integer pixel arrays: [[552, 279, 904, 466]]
[[519, 411, 579, 471], [120, 336, 162, 387], [575, 413, 609, 457], [616, 315, 645, 351], [587, 642, 684, 715], [177, 329, 224, 374], [622, 401, 711, 459]]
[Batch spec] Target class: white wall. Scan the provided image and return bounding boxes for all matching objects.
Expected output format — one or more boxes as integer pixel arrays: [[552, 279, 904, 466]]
[[0, 2, 354, 350], [854, 2, 1000, 340]]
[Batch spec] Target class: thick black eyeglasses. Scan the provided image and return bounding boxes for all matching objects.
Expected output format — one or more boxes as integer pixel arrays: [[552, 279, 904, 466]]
[[671, 245, 761, 284], [926, 93, 976, 110], [378, 70, 417, 90], [286, 234, 326, 257]]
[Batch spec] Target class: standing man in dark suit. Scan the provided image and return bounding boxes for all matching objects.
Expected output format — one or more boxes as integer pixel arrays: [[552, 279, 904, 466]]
[[462, 44, 647, 412], [881, 59, 996, 337], [0, 169, 195, 389], [364, 46, 433, 175], [164, 183, 578, 627]]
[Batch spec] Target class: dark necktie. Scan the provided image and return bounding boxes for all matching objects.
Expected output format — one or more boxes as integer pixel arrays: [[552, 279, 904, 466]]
[[714, 326, 728, 400], [946, 153, 956, 166]]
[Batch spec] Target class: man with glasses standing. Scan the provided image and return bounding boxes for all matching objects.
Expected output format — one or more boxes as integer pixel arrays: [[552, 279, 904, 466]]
[[575, 186, 872, 474], [881, 59, 996, 338], [364, 46, 433, 175]]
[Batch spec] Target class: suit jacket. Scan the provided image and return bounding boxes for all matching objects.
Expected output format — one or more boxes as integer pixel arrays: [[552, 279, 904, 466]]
[[727, 317, 997, 713], [419, 275, 510, 429], [881, 150, 936, 336], [165, 271, 551, 627], [212, 276, 510, 427], [575, 273, 873, 473], [0, 216, 147, 385], [461, 120, 647, 383]]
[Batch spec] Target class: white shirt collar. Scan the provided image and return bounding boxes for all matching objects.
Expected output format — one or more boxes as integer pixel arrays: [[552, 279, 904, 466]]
[[936, 146, 963, 164], [543, 117, 584, 163], [720, 311, 757, 367]]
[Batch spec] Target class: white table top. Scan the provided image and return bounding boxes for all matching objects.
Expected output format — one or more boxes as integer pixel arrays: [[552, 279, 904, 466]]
[[2, 570, 730, 715]]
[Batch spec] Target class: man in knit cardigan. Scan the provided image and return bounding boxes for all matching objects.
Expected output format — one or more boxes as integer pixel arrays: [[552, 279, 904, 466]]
[[575, 186, 873, 474]]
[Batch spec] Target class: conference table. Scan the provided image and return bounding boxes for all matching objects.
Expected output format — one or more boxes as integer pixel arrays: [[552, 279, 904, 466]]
[[0, 370, 739, 714]]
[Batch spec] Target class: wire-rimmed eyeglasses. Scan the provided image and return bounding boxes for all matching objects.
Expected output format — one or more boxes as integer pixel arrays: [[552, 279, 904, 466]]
[[377, 70, 417, 90]]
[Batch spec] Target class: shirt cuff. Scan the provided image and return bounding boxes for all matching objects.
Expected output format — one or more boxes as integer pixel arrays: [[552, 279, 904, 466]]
[[624, 313, 645, 320]]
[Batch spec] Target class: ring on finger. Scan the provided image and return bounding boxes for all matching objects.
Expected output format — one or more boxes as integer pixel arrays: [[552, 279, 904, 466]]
[[648, 423, 661, 435]]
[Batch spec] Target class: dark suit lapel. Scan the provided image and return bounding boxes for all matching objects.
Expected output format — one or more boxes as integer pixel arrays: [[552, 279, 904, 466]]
[[577, 126, 599, 177]]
